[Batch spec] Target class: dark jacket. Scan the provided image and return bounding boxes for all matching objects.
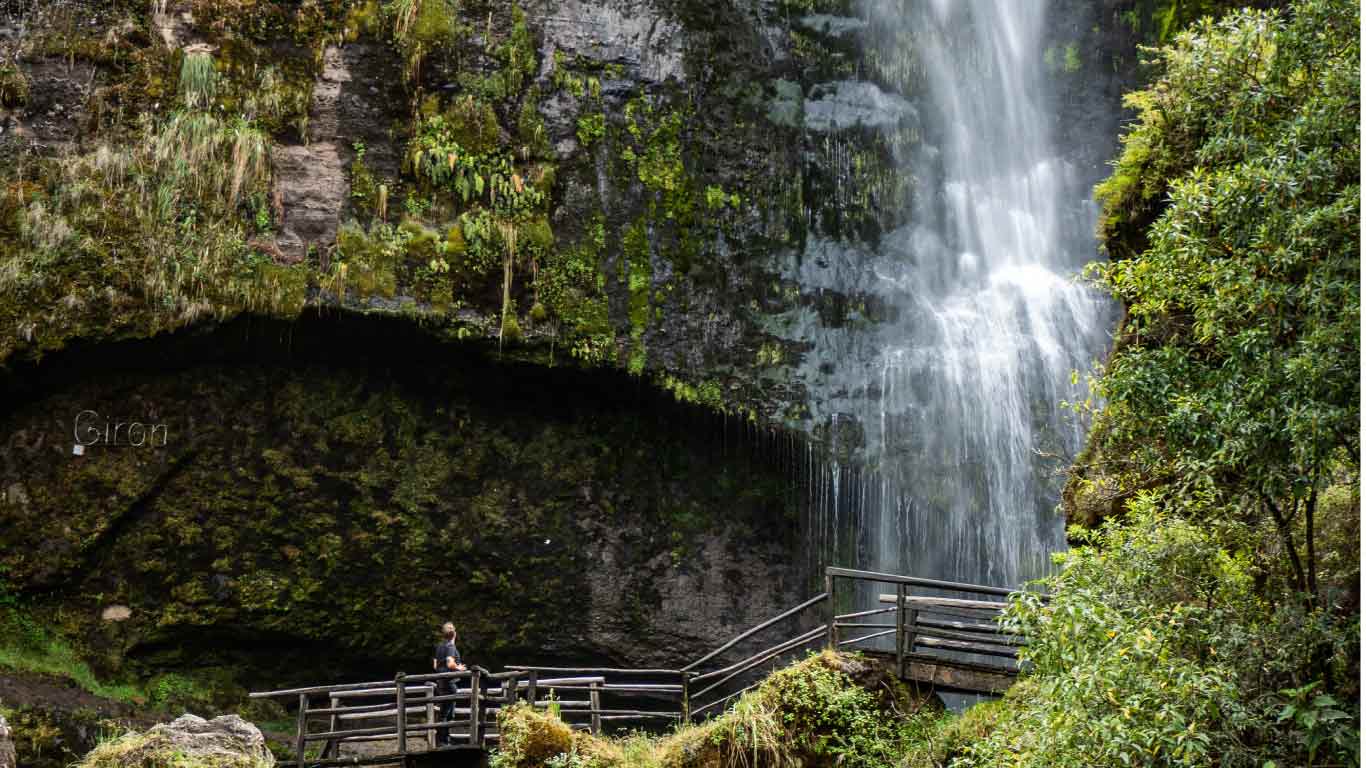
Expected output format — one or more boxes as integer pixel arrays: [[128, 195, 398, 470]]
[[433, 640, 462, 691]]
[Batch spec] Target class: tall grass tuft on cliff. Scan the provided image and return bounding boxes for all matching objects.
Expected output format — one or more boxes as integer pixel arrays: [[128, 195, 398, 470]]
[[178, 48, 218, 110], [0, 45, 304, 361]]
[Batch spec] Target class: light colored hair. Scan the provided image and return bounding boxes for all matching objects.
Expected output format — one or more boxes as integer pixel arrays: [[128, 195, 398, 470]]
[[442, 622, 456, 639]]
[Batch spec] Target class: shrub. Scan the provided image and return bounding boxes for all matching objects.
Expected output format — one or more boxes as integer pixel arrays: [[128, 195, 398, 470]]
[[952, 495, 1359, 768]]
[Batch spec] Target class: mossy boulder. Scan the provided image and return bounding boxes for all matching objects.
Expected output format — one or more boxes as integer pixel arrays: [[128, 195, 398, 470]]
[[78, 714, 273, 768]]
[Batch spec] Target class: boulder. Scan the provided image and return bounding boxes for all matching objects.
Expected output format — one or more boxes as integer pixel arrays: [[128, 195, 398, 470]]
[[79, 714, 273, 768]]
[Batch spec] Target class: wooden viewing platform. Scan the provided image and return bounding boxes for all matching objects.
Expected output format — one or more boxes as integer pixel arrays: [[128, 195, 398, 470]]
[[249, 566, 1033, 767]]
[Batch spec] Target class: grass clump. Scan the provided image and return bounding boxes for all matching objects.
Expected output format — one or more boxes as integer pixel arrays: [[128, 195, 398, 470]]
[[659, 651, 934, 768], [494, 703, 579, 768], [0, 65, 29, 107], [492, 651, 943, 768], [178, 48, 218, 110]]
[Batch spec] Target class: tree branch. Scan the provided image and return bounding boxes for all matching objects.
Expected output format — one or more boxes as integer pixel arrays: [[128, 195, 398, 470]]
[[1262, 491, 1307, 597], [1304, 481, 1319, 608]]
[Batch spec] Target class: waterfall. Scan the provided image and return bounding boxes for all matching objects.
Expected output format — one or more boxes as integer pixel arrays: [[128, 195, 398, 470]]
[[787, 0, 1117, 588]]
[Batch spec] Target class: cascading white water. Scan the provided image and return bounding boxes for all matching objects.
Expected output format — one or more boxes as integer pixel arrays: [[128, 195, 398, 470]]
[[784, 0, 1117, 588]]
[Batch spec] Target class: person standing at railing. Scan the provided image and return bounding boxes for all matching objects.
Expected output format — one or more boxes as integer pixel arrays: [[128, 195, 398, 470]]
[[432, 622, 466, 746]]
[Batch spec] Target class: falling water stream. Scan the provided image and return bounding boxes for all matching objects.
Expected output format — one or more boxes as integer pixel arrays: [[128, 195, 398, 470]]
[[784, 0, 1118, 589]]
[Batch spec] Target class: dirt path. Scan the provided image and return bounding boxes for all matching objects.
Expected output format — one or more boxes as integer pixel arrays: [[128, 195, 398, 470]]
[[0, 671, 151, 723]]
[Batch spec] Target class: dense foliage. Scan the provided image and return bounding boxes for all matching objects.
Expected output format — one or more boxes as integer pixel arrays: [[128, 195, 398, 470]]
[[959, 497, 1357, 767], [978, 1, 1360, 766], [1088, 0, 1359, 573]]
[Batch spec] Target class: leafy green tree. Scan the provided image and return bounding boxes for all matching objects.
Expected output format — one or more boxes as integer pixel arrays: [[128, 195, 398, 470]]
[[1088, 0, 1359, 605]]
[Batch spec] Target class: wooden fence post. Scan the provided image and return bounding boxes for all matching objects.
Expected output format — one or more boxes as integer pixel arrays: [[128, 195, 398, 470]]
[[680, 671, 691, 723], [895, 583, 906, 674], [590, 680, 602, 735], [527, 669, 538, 705], [295, 693, 308, 768], [470, 669, 482, 747], [825, 572, 836, 649], [425, 683, 436, 750], [323, 694, 338, 759], [395, 674, 407, 756], [907, 608, 919, 659]]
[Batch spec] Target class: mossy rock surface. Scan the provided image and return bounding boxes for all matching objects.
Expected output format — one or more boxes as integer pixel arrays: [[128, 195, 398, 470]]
[[0, 0, 832, 423], [0, 314, 805, 687]]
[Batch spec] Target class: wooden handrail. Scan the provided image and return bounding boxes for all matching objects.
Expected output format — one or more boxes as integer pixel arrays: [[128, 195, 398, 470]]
[[834, 606, 897, 621], [691, 625, 827, 699], [523, 684, 681, 693], [914, 625, 1027, 647], [914, 635, 1020, 659], [329, 685, 437, 699], [683, 592, 828, 671], [508, 666, 685, 675], [250, 679, 396, 699], [329, 704, 432, 719], [838, 628, 896, 647], [915, 615, 1013, 634], [834, 621, 897, 629], [400, 670, 475, 684], [691, 677, 764, 718], [826, 566, 1015, 597], [691, 624, 827, 685], [513, 676, 605, 687], [880, 594, 1008, 610]]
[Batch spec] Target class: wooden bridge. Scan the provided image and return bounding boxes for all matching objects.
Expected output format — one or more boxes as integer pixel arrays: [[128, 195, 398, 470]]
[[249, 566, 1030, 767]]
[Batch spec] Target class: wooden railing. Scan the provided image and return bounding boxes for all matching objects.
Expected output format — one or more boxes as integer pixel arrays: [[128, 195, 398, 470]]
[[679, 567, 1029, 714], [248, 566, 1032, 766], [250, 665, 699, 767], [682, 591, 829, 717], [508, 666, 694, 732], [249, 668, 505, 767], [823, 566, 1028, 688]]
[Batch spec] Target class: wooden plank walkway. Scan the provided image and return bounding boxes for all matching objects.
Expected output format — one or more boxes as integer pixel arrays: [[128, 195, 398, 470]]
[[249, 566, 1034, 767]]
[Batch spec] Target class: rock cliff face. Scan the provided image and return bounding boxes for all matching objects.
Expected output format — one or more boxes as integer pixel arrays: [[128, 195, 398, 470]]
[[0, 0, 838, 692], [0, 0, 1175, 696], [0, 0, 819, 418]]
